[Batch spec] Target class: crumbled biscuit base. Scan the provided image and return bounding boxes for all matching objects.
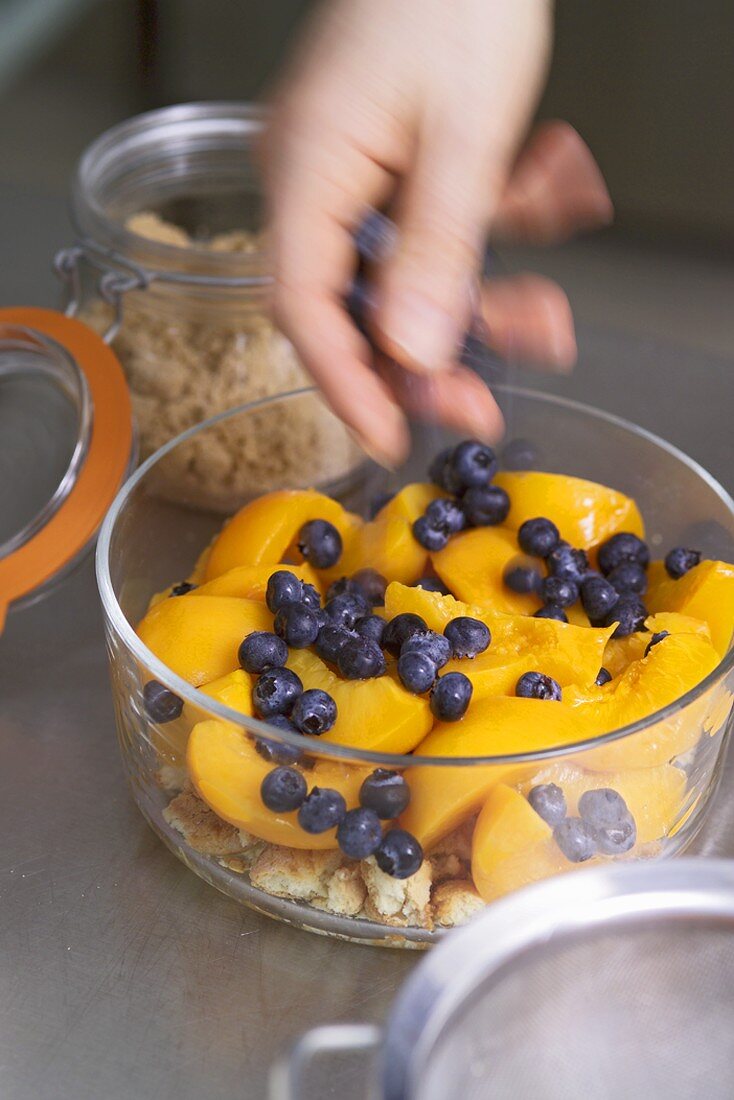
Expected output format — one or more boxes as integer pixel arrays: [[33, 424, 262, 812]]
[[156, 763, 188, 794], [433, 879, 485, 927], [164, 788, 259, 857], [312, 865, 367, 917], [428, 851, 465, 884], [249, 846, 344, 902], [361, 856, 433, 930], [429, 818, 476, 864]]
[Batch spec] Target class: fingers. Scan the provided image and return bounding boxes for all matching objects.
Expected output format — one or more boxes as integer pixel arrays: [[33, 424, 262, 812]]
[[376, 356, 505, 441], [480, 273, 577, 371]]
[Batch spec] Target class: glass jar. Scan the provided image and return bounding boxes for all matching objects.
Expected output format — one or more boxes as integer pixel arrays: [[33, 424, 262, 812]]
[[97, 386, 734, 947], [57, 102, 360, 513]]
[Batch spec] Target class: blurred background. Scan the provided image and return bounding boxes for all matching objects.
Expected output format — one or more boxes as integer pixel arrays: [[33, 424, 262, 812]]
[[1, 0, 733, 357]]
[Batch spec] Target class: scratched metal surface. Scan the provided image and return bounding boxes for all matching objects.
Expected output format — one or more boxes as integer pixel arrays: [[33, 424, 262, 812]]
[[2, 186, 734, 1099]]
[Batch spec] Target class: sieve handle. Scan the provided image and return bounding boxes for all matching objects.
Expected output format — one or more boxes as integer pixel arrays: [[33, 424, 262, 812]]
[[270, 1023, 381, 1100]]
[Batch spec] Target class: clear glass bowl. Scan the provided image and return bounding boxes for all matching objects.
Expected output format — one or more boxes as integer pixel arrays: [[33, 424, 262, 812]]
[[97, 387, 734, 947]]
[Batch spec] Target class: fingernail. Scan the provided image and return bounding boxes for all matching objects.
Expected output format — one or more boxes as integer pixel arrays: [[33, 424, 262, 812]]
[[458, 388, 504, 443], [349, 398, 408, 470], [380, 290, 458, 373]]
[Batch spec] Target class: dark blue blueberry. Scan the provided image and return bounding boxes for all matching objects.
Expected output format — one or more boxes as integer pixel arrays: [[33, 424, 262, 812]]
[[553, 818, 597, 862], [518, 517, 560, 558], [323, 592, 370, 630], [274, 603, 320, 648], [238, 631, 288, 674], [352, 209, 396, 263], [397, 650, 437, 694], [170, 581, 196, 596], [355, 614, 385, 645], [595, 666, 612, 687], [533, 604, 568, 623], [430, 672, 473, 721], [541, 575, 579, 608], [443, 616, 491, 659], [351, 568, 388, 607], [501, 437, 539, 472], [143, 680, 183, 724], [315, 625, 355, 665], [547, 542, 589, 583], [368, 490, 395, 519], [300, 582, 322, 611], [425, 497, 466, 534], [516, 671, 562, 701], [579, 788, 630, 828], [345, 272, 374, 336], [595, 815, 637, 855], [412, 515, 450, 552], [375, 829, 424, 879], [291, 689, 338, 736], [382, 613, 428, 657], [604, 596, 648, 638], [336, 808, 383, 859], [581, 576, 619, 622], [607, 561, 648, 596], [428, 447, 462, 494], [504, 563, 542, 594], [252, 667, 303, 717], [461, 485, 510, 527], [644, 630, 670, 658], [298, 519, 343, 569], [337, 637, 386, 680], [401, 630, 452, 669], [598, 532, 650, 576], [266, 570, 303, 613], [413, 576, 451, 595], [359, 769, 411, 819], [450, 440, 498, 490], [528, 783, 567, 825], [260, 766, 307, 813], [665, 546, 702, 579], [255, 715, 304, 766], [326, 576, 359, 601], [297, 787, 347, 834]]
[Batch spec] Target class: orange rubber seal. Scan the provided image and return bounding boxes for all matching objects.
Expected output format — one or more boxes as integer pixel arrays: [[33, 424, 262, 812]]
[[0, 308, 133, 631]]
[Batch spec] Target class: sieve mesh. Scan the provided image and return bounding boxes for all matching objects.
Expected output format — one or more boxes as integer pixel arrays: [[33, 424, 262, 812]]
[[416, 918, 734, 1100]]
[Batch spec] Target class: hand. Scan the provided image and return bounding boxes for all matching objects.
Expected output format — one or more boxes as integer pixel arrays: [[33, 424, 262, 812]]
[[263, 0, 611, 465]]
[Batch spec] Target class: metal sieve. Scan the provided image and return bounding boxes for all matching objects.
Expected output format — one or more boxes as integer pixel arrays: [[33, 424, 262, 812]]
[[273, 859, 734, 1100]]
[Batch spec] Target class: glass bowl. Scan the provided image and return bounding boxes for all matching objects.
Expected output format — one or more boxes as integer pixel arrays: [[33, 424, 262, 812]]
[[96, 387, 734, 947]]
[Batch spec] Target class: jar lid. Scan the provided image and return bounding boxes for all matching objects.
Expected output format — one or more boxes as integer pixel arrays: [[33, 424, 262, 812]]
[[0, 307, 133, 629]]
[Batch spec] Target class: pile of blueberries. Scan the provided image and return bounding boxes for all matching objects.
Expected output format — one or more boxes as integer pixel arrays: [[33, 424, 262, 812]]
[[412, 440, 510, 551], [528, 782, 637, 862]]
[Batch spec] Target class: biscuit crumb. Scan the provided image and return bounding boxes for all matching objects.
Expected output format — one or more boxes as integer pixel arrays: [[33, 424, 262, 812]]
[[433, 879, 485, 927], [361, 857, 433, 929], [429, 851, 465, 883], [164, 788, 258, 857], [312, 865, 367, 917], [429, 818, 476, 864], [156, 763, 188, 793], [249, 846, 344, 901]]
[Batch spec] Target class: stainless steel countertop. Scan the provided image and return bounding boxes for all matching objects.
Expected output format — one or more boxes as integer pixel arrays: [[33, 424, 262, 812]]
[[2, 196, 734, 1098]]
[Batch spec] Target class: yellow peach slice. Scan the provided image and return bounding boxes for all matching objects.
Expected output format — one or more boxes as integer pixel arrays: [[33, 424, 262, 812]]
[[431, 527, 540, 614], [193, 562, 322, 600], [646, 559, 734, 658], [376, 482, 447, 524]]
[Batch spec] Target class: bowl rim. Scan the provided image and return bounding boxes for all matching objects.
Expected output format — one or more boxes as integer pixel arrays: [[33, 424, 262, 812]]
[[96, 384, 734, 768]]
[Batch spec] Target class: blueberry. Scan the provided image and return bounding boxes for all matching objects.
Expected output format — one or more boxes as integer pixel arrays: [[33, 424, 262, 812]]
[[444, 616, 491, 659], [336, 807, 383, 859], [274, 603, 320, 649], [252, 667, 303, 717], [143, 680, 183, 723], [401, 630, 452, 671], [504, 563, 542, 595], [355, 614, 386, 645], [596, 815, 637, 855], [644, 630, 670, 658], [413, 576, 451, 595], [431, 672, 473, 721], [528, 783, 567, 826], [382, 613, 428, 657], [428, 447, 461, 494], [578, 788, 630, 828], [353, 209, 396, 263], [413, 515, 450, 552], [450, 440, 498, 490], [604, 596, 648, 638], [375, 828, 423, 879], [238, 631, 289, 674], [541, 576, 579, 608], [323, 592, 370, 630], [315, 625, 355, 665], [546, 543, 589, 583], [266, 569, 303, 613], [665, 546, 702, 579], [170, 580, 196, 596], [260, 766, 307, 813], [581, 576, 619, 623], [518, 517, 560, 558], [297, 787, 347, 834], [298, 519, 343, 569], [553, 818, 598, 862], [368, 490, 395, 519], [501, 437, 539, 472], [397, 650, 437, 694], [326, 576, 361, 602], [345, 271, 373, 335], [337, 637, 386, 680], [255, 715, 304, 765], [598, 532, 650, 576], [359, 769, 411, 819], [461, 485, 510, 527], [595, 666, 612, 687], [300, 582, 322, 611], [351, 568, 388, 606], [516, 671, 562, 701], [533, 604, 568, 623], [425, 497, 466, 534], [607, 561, 648, 596], [291, 688, 337, 736]]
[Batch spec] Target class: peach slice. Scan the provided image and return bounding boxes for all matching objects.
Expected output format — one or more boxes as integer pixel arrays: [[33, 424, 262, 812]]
[[376, 482, 448, 524], [193, 562, 322, 601], [431, 526, 540, 614], [646, 559, 734, 658], [327, 512, 427, 587]]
